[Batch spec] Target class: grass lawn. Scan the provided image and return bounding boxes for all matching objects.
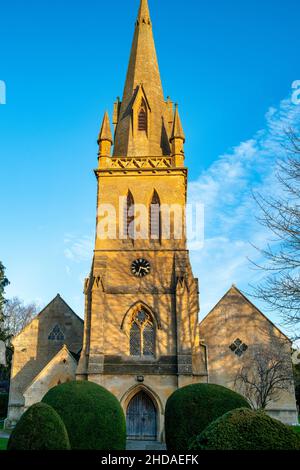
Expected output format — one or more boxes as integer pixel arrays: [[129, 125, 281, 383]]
[[0, 438, 8, 451]]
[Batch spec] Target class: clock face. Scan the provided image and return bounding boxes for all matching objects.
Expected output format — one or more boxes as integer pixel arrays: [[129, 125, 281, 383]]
[[131, 259, 151, 278]]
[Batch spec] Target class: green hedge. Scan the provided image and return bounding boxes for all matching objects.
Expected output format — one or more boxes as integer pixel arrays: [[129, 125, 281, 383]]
[[0, 393, 8, 418], [189, 408, 300, 450], [7, 403, 70, 450], [165, 383, 250, 451], [42, 380, 126, 450]]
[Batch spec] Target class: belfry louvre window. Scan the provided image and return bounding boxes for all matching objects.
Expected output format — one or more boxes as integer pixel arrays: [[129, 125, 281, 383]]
[[129, 309, 155, 357], [138, 104, 147, 131], [149, 190, 161, 242], [124, 191, 135, 240], [48, 325, 65, 341]]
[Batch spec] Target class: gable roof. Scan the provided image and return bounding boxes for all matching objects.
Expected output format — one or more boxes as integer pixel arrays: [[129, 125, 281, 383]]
[[12, 294, 83, 343], [23, 344, 77, 394], [199, 285, 291, 343]]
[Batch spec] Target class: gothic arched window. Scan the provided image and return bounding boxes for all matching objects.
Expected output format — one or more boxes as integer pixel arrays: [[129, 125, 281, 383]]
[[149, 190, 161, 242], [124, 190, 135, 241], [138, 101, 147, 131], [48, 325, 65, 341], [129, 309, 155, 357]]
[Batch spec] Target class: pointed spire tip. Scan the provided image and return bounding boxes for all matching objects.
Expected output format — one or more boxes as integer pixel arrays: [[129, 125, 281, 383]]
[[137, 0, 151, 25], [171, 104, 185, 142], [98, 111, 113, 144]]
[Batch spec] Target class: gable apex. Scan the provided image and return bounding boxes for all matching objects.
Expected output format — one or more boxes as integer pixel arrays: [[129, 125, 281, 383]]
[[23, 345, 78, 396], [131, 84, 152, 112], [39, 294, 83, 323], [199, 285, 291, 343], [12, 294, 83, 343]]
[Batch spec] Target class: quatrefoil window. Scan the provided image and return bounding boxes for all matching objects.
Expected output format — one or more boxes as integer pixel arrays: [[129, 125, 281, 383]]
[[48, 325, 65, 341], [229, 338, 248, 357]]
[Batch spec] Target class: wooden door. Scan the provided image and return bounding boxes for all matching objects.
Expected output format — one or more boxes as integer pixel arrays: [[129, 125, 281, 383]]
[[126, 391, 157, 440]]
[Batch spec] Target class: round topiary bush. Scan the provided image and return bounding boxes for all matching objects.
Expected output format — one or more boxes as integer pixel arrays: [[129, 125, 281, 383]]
[[165, 383, 250, 451], [189, 408, 300, 450], [7, 402, 70, 450], [42, 380, 126, 450]]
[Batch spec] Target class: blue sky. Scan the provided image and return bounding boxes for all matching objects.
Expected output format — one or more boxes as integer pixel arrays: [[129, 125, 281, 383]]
[[1, 0, 300, 333]]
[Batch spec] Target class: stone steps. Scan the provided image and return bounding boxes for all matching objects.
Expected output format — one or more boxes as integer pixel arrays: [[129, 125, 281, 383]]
[[126, 440, 166, 451]]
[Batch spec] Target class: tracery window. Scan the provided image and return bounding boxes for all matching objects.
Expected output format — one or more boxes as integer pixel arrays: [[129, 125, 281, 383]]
[[129, 309, 155, 357], [48, 325, 65, 341]]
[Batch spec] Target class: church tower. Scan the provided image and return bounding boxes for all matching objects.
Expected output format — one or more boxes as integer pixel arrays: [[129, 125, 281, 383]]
[[77, 0, 206, 442]]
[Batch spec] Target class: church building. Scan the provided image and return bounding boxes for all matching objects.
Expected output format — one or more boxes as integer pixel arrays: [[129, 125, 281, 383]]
[[6, 0, 298, 441]]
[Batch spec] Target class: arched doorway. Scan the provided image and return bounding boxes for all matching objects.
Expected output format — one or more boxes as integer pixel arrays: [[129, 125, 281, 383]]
[[126, 391, 157, 441]]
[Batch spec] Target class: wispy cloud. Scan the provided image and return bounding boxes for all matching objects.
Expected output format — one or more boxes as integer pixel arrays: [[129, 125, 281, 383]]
[[64, 234, 93, 262], [189, 91, 300, 319], [62, 234, 94, 315]]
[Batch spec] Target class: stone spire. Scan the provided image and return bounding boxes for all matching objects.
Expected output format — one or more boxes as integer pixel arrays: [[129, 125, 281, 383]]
[[113, 0, 170, 157], [98, 112, 113, 160]]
